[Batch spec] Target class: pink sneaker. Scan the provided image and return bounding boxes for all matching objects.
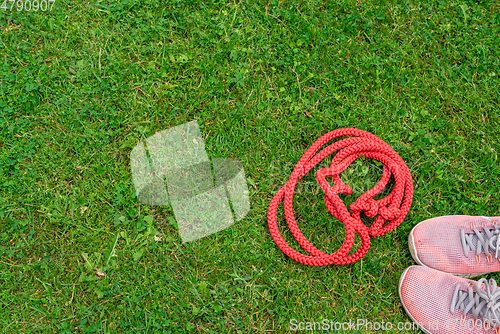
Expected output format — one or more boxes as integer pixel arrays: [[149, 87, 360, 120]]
[[399, 265, 500, 334], [409, 215, 500, 277]]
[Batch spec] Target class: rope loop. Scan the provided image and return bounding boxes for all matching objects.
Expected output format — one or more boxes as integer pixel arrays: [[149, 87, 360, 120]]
[[267, 128, 413, 266], [350, 198, 378, 218]]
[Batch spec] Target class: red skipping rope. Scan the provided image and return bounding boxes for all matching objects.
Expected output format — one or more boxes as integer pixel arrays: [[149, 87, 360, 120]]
[[267, 128, 413, 266]]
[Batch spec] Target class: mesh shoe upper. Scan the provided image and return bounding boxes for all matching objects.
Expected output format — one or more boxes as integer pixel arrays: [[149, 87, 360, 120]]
[[409, 216, 500, 276], [399, 265, 500, 334]]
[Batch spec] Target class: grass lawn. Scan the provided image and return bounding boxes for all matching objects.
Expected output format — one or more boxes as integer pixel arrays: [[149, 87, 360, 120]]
[[1, 0, 500, 332]]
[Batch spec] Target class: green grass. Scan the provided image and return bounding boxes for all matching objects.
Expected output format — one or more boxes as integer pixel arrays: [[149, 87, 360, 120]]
[[1, 0, 500, 332]]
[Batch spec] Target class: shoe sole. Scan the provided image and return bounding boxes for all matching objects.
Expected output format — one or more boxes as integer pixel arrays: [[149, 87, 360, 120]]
[[408, 215, 489, 278], [398, 266, 433, 334]]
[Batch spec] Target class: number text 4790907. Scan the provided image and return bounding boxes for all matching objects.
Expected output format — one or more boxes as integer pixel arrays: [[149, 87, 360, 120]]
[[1, 0, 56, 11]]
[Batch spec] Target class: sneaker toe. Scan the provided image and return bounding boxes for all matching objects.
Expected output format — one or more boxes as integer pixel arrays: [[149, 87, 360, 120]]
[[399, 265, 488, 334], [409, 215, 500, 275]]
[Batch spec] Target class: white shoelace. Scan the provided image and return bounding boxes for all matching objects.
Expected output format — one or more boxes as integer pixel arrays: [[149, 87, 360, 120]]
[[461, 224, 500, 259], [451, 278, 500, 327]]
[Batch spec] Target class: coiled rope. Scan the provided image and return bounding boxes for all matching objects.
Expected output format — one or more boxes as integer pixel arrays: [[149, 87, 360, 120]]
[[267, 128, 413, 266]]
